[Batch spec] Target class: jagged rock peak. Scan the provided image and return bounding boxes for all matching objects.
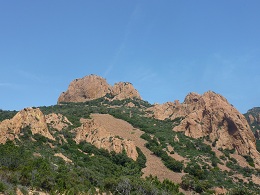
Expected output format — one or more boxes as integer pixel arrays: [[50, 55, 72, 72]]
[[0, 107, 54, 143], [58, 74, 111, 103], [148, 91, 260, 167], [183, 92, 201, 104], [58, 74, 141, 103], [111, 82, 141, 100], [184, 91, 228, 105]]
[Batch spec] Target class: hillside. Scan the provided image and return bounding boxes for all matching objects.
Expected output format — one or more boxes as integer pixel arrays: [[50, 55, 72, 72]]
[[0, 75, 259, 195], [244, 107, 260, 153]]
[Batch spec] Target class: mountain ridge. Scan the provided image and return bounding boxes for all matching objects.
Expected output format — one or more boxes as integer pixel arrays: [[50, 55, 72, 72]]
[[0, 74, 259, 194]]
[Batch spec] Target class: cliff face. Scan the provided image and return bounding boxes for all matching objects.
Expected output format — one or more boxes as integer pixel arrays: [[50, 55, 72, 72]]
[[0, 108, 54, 143], [148, 91, 260, 166], [58, 75, 141, 103], [73, 117, 138, 160], [58, 74, 111, 103]]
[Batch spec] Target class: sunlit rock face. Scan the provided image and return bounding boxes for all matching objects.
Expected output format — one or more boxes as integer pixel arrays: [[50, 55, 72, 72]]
[[148, 91, 260, 167], [0, 108, 54, 143], [58, 74, 141, 103], [73, 118, 138, 161]]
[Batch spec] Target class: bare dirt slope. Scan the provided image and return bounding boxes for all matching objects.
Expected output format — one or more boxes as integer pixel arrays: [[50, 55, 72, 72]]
[[91, 114, 185, 183]]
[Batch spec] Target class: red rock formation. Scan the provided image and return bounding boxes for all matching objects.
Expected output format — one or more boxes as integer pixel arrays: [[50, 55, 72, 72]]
[[111, 82, 141, 100], [73, 117, 138, 160], [58, 74, 111, 103], [148, 91, 260, 167], [45, 113, 72, 131], [0, 108, 54, 143], [58, 74, 141, 103]]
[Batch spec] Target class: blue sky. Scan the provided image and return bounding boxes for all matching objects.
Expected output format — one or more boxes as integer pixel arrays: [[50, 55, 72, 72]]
[[0, 1, 259, 113]]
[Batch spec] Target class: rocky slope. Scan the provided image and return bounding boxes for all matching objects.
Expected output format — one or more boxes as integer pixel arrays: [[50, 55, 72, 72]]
[[45, 113, 72, 131], [90, 113, 185, 183], [58, 74, 141, 103], [0, 108, 54, 143], [73, 116, 138, 160], [148, 91, 260, 167]]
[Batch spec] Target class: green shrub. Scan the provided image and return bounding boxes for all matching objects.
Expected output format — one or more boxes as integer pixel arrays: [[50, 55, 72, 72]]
[[243, 155, 255, 167], [0, 182, 6, 192], [136, 147, 146, 168], [184, 162, 206, 180]]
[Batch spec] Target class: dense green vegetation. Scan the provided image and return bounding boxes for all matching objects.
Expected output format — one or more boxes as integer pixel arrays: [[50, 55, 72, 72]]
[[0, 98, 259, 194], [0, 109, 17, 121], [0, 129, 182, 194]]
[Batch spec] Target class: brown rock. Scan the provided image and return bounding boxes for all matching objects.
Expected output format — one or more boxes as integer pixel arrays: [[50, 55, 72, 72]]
[[147, 101, 185, 120], [149, 91, 260, 167], [54, 153, 73, 163], [111, 82, 141, 100], [248, 114, 255, 124], [73, 118, 138, 160], [58, 74, 111, 103], [214, 187, 227, 195], [57, 74, 141, 103], [0, 108, 54, 143], [45, 113, 72, 131]]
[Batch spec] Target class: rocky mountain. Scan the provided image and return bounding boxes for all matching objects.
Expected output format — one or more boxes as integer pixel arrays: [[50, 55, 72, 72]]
[[148, 91, 260, 167], [58, 74, 141, 103], [0, 74, 260, 194]]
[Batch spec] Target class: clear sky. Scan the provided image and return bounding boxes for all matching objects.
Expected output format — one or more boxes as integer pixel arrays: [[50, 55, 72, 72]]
[[0, 1, 259, 113]]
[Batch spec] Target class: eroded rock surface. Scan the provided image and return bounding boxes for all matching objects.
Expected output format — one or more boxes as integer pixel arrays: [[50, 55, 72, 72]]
[[148, 91, 260, 167], [0, 108, 54, 143], [58, 74, 141, 103], [73, 117, 138, 160], [111, 82, 141, 100], [45, 113, 72, 131]]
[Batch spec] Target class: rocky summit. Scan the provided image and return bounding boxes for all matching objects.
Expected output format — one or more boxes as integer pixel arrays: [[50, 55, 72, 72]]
[[58, 74, 141, 103], [148, 91, 260, 167]]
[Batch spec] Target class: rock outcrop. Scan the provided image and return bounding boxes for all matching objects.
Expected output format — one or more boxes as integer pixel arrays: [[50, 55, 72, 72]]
[[0, 108, 54, 143], [245, 107, 260, 125], [148, 91, 260, 167], [244, 107, 260, 140], [73, 117, 138, 160], [58, 74, 141, 103], [58, 74, 111, 103], [111, 82, 141, 100], [45, 113, 72, 131]]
